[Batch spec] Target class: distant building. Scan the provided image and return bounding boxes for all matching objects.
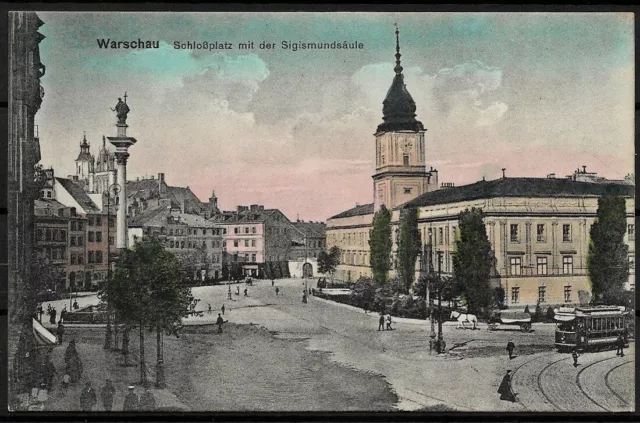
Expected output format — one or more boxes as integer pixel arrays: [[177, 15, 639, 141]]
[[289, 220, 327, 261], [34, 199, 70, 291], [211, 205, 294, 279]]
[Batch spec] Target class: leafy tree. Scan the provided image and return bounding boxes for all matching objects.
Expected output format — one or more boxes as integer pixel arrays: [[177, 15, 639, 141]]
[[492, 286, 506, 309], [452, 208, 492, 315], [587, 195, 630, 305], [397, 207, 421, 294], [31, 251, 65, 293], [318, 246, 341, 282], [369, 205, 392, 287], [350, 277, 377, 311]]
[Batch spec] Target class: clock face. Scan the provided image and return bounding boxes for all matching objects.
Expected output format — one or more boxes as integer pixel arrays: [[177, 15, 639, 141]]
[[402, 139, 412, 151]]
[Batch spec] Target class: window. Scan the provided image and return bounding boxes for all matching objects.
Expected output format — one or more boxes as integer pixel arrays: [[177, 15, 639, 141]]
[[58, 209, 64, 217], [109, 217, 115, 228], [510, 224, 519, 243], [562, 256, 573, 274], [233, 240, 239, 247], [88, 251, 95, 263], [403, 153, 409, 166], [251, 254, 256, 262], [71, 221, 77, 231], [77, 236, 83, 246], [538, 286, 546, 303], [109, 237, 114, 246], [47, 191, 52, 198], [77, 222, 84, 231], [70, 236, 76, 247], [223, 241, 226, 248], [88, 232, 95, 242], [169, 229, 174, 235], [511, 287, 520, 304], [96, 251, 103, 263], [77, 254, 83, 264], [245, 227, 249, 234], [509, 257, 522, 275], [536, 257, 548, 275], [45, 229, 51, 241], [252, 226, 257, 234], [244, 240, 249, 247], [60, 230, 67, 240], [180, 241, 185, 249], [96, 232, 102, 242], [628, 224, 635, 241], [562, 224, 571, 242], [403, 188, 412, 195], [95, 216, 102, 226], [170, 241, 175, 248], [536, 224, 545, 242], [70, 254, 77, 265], [234, 227, 239, 234], [88, 216, 94, 226], [251, 240, 256, 247], [202, 241, 206, 248], [564, 285, 572, 303], [439, 228, 443, 245]]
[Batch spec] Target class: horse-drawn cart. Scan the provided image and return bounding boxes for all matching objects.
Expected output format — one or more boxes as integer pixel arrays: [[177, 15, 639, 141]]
[[488, 311, 532, 333]]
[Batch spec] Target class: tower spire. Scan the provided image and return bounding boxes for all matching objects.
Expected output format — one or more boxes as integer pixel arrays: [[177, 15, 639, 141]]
[[394, 22, 403, 75]]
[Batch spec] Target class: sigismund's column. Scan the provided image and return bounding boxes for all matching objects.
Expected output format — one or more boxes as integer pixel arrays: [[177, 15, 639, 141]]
[[107, 93, 137, 249]]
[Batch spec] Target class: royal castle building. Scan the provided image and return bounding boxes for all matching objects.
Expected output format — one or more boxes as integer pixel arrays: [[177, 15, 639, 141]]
[[326, 28, 635, 308]]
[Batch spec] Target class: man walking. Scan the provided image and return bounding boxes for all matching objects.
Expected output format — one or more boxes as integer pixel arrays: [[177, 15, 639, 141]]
[[38, 305, 44, 323], [378, 314, 385, 331], [208, 303, 212, 314], [216, 313, 227, 334], [275, 287, 280, 296], [73, 300, 79, 310], [79, 382, 97, 411], [237, 286, 240, 296], [221, 304, 225, 315], [101, 379, 116, 411], [140, 389, 156, 411], [506, 341, 515, 359], [123, 386, 139, 411], [616, 333, 625, 357], [572, 348, 579, 367], [272, 279, 275, 287], [50, 307, 57, 325], [497, 370, 516, 402], [56, 321, 65, 345], [386, 315, 393, 331], [244, 287, 248, 297]]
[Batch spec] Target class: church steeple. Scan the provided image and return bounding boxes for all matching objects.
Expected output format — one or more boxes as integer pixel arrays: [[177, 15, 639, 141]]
[[76, 132, 92, 161], [376, 24, 424, 134]]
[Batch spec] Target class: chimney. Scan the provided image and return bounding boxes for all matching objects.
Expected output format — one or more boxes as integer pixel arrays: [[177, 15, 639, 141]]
[[502, 168, 506, 178], [237, 206, 248, 213], [582, 165, 587, 173], [158, 173, 165, 197], [250, 204, 260, 211]]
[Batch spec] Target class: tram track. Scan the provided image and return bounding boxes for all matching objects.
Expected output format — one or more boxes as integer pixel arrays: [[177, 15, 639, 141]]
[[575, 356, 615, 412], [603, 359, 634, 408]]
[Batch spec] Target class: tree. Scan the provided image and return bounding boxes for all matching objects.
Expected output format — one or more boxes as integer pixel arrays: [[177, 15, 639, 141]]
[[175, 245, 207, 283], [369, 205, 392, 287], [31, 251, 65, 293], [397, 207, 421, 294], [587, 195, 630, 305], [452, 208, 492, 315], [99, 237, 191, 387], [318, 246, 341, 282]]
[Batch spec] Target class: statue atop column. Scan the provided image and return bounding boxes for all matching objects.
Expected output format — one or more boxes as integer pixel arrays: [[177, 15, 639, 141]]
[[111, 92, 130, 125]]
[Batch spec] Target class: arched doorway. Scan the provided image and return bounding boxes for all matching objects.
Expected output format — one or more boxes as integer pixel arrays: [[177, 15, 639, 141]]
[[302, 262, 313, 279]]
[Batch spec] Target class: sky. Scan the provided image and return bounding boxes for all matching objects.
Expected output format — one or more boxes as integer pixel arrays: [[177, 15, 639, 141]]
[[35, 12, 634, 222]]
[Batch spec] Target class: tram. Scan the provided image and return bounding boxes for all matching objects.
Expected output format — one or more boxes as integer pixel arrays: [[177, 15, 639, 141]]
[[554, 306, 631, 352]]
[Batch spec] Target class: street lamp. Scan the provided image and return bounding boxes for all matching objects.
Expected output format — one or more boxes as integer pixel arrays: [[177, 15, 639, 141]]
[[436, 251, 445, 354], [104, 183, 121, 350]]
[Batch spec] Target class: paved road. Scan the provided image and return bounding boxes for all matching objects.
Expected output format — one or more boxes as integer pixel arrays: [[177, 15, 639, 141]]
[[54, 278, 634, 412]]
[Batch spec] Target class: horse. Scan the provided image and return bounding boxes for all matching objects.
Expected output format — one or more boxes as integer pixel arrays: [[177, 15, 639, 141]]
[[450, 310, 478, 330]]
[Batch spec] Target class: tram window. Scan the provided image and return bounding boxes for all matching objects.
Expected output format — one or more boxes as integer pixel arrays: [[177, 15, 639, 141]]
[[559, 322, 575, 331]]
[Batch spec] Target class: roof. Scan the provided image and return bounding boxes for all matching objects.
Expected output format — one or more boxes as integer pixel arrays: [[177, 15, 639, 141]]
[[127, 179, 163, 201], [167, 186, 201, 204], [55, 177, 100, 212], [178, 213, 218, 227], [34, 198, 68, 210], [209, 208, 288, 224], [127, 206, 169, 227], [402, 177, 635, 209], [292, 221, 326, 238], [329, 203, 374, 220]]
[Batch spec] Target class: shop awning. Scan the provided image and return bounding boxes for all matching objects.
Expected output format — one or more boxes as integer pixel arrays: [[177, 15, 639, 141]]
[[32, 318, 57, 346]]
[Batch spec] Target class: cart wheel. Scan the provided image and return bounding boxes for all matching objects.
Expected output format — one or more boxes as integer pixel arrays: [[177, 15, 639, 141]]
[[520, 323, 531, 333]]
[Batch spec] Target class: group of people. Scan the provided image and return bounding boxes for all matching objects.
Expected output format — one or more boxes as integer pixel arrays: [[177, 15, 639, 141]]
[[79, 381, 156, 411], [377, 314, 393, 331], [37, 301, 80, 325]]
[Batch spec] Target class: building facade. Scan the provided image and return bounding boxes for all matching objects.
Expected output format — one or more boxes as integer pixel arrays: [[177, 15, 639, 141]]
[[289, 220, 327, 261], [326, 29, 635, 309]]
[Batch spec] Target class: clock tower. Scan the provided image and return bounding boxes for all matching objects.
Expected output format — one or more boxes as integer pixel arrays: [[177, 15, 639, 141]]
[[373, 25, 436, 212]]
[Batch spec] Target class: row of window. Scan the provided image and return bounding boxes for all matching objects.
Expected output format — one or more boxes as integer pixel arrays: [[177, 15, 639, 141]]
[[510, 285, 573, 304], [231, 239, 258, 248], [232, 253, 257, 262], [509, 256, 574, 276], [234, 226, 258, 235], [87, 231, 103, 243], [37, 228, 67, 242], [42, 247, 66, 261], [70, 236, 84, 247], [87, 215, 103, 226], [510, 223, 572, 243], [70, 253, 84, 265]]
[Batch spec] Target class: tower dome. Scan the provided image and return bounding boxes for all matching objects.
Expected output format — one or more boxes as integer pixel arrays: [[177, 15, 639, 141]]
[[376, 25, 424, 134]]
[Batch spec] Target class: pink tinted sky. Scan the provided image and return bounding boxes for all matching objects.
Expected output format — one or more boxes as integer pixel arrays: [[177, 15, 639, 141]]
[[35, 12, 634, 221]]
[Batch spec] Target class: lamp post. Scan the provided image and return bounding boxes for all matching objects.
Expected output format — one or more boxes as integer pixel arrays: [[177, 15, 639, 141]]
[[104, 183, 121, 350], [436, 251, 445, 354]]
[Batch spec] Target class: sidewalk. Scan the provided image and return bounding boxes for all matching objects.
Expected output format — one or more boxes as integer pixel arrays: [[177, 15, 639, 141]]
[[44, 330, 189, 412]]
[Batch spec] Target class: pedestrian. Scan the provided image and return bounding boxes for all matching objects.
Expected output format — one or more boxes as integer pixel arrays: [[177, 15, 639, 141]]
[[38, 305, 44, 323], [572, 348, 579, 367], [237, 286, 240, 296], [73, 300, 79, 310], [47, 303, 52, 314], [208, 303, 212, 314], [61, 373, 70, 396], [378, 314, 385, 331], [497, 370, 516, 402], [57, 321, 65, 345], [140, 389, 156, 411], [216, 313, 227, 334], [275, 287, 280, 296], [272, 279, 275, 287], [386, 315, 393, 331], [100, 379, 116, 411], [616, 334, 625, 357], [244, 288, 248, 297], [506, 341, 515, 359], [123, 386, 139, 411], [79, 382, 97, 411], [50, 307, 57, 325], [221, 304, 225, 315]]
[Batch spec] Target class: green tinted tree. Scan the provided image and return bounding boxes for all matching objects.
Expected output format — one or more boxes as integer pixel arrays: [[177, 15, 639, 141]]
[[397, 207, 421, 294], [369, 205, 392, 287], [587, 195, 630, 305], [452, 208, 492, 315], [318, 246, 341, 282]]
